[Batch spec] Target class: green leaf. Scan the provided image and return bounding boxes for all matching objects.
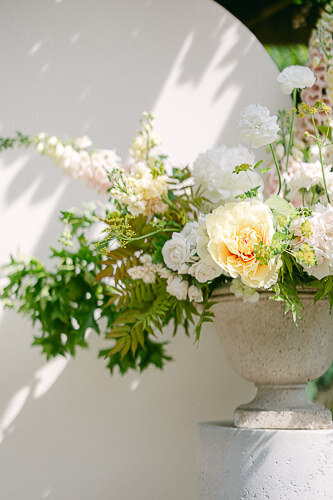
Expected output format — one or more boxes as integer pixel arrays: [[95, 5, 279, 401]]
[[265, 196, 297, 217]]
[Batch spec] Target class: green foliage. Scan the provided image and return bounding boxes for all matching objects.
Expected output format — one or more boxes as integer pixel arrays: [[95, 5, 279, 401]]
[[235, 185, 262, 201], [99, 335, 172, 375], [1, 232, 105, 358], [0, 207, 177, 375], [265, 44, 308, 72], [0, 131, 32, 151], [271, 253, 309, 322]]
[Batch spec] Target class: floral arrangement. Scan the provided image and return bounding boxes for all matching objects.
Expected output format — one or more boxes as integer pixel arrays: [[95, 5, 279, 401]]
[[1, 22, 333, 376]]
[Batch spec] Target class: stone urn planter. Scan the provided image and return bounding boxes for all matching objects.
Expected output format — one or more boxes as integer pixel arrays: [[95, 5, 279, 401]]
[[212, 289, 333, 430]]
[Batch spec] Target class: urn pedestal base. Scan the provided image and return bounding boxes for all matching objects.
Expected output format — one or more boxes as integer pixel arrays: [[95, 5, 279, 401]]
[[198, 422, 333, 500], [234, 383, 333, 429]]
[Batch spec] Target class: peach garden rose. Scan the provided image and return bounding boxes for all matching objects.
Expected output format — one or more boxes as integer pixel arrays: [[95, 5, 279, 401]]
[[205, 200, 281, 288]]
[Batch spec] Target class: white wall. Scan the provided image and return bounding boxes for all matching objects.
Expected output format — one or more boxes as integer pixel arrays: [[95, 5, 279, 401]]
[[0, 1, 289, 499]]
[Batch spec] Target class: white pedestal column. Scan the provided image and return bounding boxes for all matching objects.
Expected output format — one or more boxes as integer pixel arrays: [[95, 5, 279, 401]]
[[198, 422, 333, 500]]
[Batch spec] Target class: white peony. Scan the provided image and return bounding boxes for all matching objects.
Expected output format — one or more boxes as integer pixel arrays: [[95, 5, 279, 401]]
[[162, 233, 190, 271], [166, 275, 188, 301], [192, 145, 263, 206], [238, 104, 279, 148], [277, 65, 316, 95], [188, 285, 203, 303]]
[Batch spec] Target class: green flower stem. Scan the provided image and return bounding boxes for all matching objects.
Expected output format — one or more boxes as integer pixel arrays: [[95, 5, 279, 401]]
[[269, 143, 282, 196], [310, 115, 331, 204], [285, 88, 297, 175], [123, 227, 177, 243]]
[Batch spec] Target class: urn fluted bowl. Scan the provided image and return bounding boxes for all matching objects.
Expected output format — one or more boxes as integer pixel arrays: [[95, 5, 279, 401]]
[[212, 289, 333, 430]]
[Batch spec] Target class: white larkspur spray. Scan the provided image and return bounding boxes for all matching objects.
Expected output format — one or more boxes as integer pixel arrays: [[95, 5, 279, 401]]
[[192, 145, 263, 206], [33, 133, 120, 194], [277, 65, 316, 95], [238, 104, 279, 148], [74, 135, 92, 149]]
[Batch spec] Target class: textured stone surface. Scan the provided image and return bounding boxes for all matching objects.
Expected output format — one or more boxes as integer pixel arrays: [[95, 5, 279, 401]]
[[198, 422, 333, 500], [235, 384, 333, 429], [212, 291, 333, 429]]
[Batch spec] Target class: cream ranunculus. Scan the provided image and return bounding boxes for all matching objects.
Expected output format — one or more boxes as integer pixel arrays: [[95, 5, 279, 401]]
[[238, 104, 279, 148], [205, 201, 280, 288], [277, 65, 316, 95]]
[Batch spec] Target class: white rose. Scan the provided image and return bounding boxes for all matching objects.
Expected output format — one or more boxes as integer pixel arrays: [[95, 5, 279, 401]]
[[189, 259, 222, 283], [277, 65, 316, 95], [162, 233, 190, 271], [238, 104, 279, 148], [192, 145, 263, 206], [188, 285, 203, 303], [166, 275, 188, 301]]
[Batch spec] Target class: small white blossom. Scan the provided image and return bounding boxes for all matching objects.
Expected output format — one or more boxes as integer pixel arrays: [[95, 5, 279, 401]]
[[188, 285, 203, 303], [114, 162, 168, 217], [139, 254, 153, 265], [230, 278, 259, 303], [277, 65, 316, 95], [166, 275, 188, 301], [74, 135, 92, 149], [238, 104, 279, 148], [47, 135, 58, 146], [155, 264, 172, 279], [162, 233, 190, 271]]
